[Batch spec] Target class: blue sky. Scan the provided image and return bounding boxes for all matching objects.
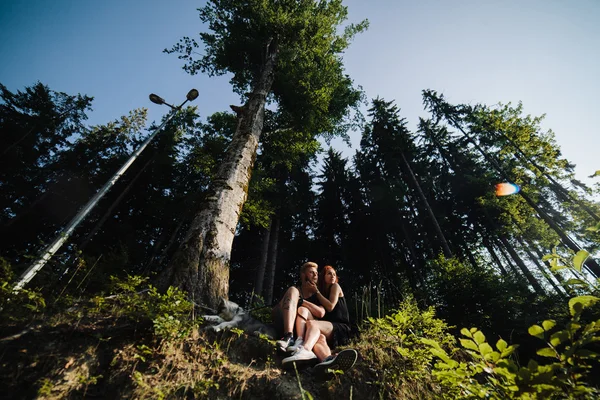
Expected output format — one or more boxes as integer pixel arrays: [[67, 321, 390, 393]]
[[1, 0, 599, 185]]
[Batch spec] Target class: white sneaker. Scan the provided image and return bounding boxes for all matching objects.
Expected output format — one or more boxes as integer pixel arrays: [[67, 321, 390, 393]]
[[276, 334, 294, 352], [281, 346, 317, 369], [287, 337, 304, 353]]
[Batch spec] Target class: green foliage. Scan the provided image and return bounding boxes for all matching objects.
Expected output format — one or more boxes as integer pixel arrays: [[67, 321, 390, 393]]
[[426, 299, 600, 399], [354, 297, 456, 398], [37, 378, 54, 397], [0, 257, 46, 322], [429, 255, 541, 337], [91, 275, 195, 340], [424, 251, 600, 398], [248, 294, 273, 324], [167, 0, 367, 138]]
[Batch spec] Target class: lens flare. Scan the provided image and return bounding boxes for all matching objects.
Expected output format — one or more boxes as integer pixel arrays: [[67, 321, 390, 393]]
[[495, 182, 520, 197]]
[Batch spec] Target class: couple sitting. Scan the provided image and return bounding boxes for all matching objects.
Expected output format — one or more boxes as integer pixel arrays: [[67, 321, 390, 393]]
[[272, 262, 358, 375]]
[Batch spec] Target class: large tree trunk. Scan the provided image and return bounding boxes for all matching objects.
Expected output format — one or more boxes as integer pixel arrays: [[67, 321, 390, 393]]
[[159, 43, 278, 309], [264, 211, 280, 306]]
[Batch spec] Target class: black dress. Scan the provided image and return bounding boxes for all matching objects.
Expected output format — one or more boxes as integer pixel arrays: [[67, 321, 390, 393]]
[[323, 296, 353, 347]]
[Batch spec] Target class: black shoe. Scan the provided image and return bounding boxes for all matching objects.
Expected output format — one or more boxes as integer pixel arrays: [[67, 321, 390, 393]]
[[313, 349, 358, 379], [276, 333, 294, 352]]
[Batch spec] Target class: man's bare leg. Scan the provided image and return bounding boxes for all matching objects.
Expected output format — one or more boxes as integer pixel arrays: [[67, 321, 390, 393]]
[[280, 287, 300, 334], [313, 334, 332, 362]]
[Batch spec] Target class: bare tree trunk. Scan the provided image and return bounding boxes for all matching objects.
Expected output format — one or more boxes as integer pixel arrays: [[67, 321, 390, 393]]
[[399, 152, 452, 257], [516, 236, 566, 297], [253, 225, 271, 302], [159, 42, 278, 309], [494, 238, 527, 283], [153, 217, 187, 270], [264, 211, 280, 306], [499, 235, 545, 295], [484, 239, 508, 276]]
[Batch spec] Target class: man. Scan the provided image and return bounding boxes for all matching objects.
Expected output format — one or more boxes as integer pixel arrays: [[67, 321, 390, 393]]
[[272, 261, 325, 353]]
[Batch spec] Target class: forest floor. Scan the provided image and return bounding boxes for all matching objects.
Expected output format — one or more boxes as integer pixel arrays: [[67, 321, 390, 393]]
[[0, 312, 372, 400]]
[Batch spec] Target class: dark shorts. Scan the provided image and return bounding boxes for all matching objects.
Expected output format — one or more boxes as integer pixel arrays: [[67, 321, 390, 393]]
[[329, 321, 360, 348], [330, 322, 352, 347]]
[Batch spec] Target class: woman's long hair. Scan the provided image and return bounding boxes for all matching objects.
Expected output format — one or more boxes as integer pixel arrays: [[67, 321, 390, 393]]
[[318, 265, 338, 298]]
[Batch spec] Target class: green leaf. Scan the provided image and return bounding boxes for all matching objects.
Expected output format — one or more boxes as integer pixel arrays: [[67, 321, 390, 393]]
[[550, 265, 568, 272], [590, 170, 600, 178], [536, 347, 556, 358], [550, 331, 567, 347], [459, 338, 479, 352], [501, 344, 519, 358], [518, 367, 531, 381], [488, 351, 501, 363], [564, 278, 588, 287], [528, 325, 545, 339], [542, 320, 556, 331], [527, 359, 539, 371], [473, 330, 486, 345], [420, 337, 442, 351], [460, 327, 472, 338], [573, 250, 589, 272], [542, 254, 557, 261], [480, 343, 493, 356], [496, 338, 508, 353], [585, 222, 600, 232], [568, 295, 600, 316]]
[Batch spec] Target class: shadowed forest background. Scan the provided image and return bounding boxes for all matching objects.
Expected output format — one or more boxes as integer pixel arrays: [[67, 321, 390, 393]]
[[1, 0, 600, 398]]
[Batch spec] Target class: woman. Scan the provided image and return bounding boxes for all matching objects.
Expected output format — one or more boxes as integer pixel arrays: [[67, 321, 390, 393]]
[[282, 265, 357, 375]]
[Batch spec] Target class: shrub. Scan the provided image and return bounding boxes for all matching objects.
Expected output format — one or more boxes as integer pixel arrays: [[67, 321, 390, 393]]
[[91, 275, 195, 340], [423, 249, 600, 399], [351, 297, 456, 399], [0, 257, 46, 322]]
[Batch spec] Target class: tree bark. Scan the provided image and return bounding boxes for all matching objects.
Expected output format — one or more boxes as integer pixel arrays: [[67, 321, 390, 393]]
[[159, 42, 278, 309], [264, 210, 280, 306]]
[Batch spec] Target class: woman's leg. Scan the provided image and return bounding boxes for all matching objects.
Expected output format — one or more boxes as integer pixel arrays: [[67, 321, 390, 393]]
[[302, 320, 334, 352], [313, 334, 332, 362]]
